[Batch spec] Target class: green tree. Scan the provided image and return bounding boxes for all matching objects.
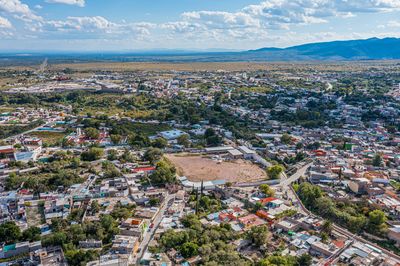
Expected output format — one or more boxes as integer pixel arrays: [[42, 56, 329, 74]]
[[281, 133, 292, 144], [81, 147, 104, 161], [102, 161, 120, 179], [0, 221, 22, 243], [180, 242, 199, 258], [372, 154, 383, 167], [297, 182, 323, 208], [247, 225, 270, 246], [259, 255, 298, 266], [259, 184, 275, 197], [65, 249, 99, 266], [143, 147, 163, 164], [42, 232, 68, 247], [204, 128, 222, 146], [107, 149, 118, 161], [177, 134, 190, 147], [297, 254, 312, 266], [71, 157, 81, 169], [22, 226, 41, 242], [5, 172, 23, 190], [368, 209, 387, 234], [149, 198, 160, 206], [110, 134, 122, 145], [85, 127, 100, 139], [152, 138, 168, 149], [150, 158, 176, 185], [321, 220, 333, 234], [266, 165, 285, 179], [91, 200, 100, 214], [128, 133, 150, 148]]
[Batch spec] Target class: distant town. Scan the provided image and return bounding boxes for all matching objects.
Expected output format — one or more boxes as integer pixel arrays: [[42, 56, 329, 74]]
[[0, 61, 399, 266]]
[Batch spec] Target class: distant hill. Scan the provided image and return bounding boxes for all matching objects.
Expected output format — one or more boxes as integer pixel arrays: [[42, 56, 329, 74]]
[[1, 37, 400, 65], [247, 37, 400, 60]]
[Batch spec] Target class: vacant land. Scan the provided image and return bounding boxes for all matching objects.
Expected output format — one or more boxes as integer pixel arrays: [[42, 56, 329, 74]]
[[25, 202, 44, 227], [166, 153, 266, 183], [28, 131, 67, 146]]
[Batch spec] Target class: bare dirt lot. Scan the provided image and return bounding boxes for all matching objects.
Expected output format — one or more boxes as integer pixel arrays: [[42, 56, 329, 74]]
[[166, 153, 267, 183]]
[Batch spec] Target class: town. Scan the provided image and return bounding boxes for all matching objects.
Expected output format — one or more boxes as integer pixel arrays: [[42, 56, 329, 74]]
[[0, 61, 399, 266]]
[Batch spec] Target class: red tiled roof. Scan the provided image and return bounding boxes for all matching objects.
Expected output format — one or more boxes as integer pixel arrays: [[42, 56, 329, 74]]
[[332, 240, 345, 249], [259, 197, 277, 205], [0, 148, 14, 154], [132, 166, 156, 173]]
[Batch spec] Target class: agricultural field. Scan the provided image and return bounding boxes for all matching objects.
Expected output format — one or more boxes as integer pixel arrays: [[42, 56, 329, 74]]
[[166, 153, 267, 183]]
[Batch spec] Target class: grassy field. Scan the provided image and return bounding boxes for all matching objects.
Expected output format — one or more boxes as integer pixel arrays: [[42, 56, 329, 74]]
[[125, 122, 171, 136], [28, 131, 67, 146]]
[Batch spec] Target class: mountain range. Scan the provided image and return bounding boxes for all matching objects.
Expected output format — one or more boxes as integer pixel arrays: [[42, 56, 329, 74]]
[[247, 37, 400, 60]]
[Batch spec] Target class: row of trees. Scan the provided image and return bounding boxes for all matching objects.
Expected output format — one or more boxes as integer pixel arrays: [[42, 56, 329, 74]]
[[159, 214, 250, 265], [0, 221, 41, 244], [297, 182, 388, 235], [6, 153, 86, 193]]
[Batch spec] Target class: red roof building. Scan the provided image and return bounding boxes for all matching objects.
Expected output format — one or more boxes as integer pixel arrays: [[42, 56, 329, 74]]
[[132, 166, 156, 173], [258, 197, 277, 206]]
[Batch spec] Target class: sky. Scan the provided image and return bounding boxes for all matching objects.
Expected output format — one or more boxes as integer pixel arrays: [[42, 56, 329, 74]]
[[1, 0, 400, 51]]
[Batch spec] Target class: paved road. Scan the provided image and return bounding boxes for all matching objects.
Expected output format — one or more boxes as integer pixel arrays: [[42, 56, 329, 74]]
[[280, 164, 400, 264], [277, 162, 313, 215], [280, 162, 313, 188], [133, 193, 175, 265], [233, 161, 312, 188]]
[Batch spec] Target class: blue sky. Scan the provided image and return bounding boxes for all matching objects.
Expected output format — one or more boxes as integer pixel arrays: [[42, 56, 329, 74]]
[[0, 0, 400, 51]]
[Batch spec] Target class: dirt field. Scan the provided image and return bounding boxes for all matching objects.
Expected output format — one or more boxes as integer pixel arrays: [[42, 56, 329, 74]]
[[166, 153, 267, 183]]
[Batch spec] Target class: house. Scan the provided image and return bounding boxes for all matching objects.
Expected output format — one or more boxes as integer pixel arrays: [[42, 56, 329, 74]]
[[227, 149, 243, 160], [310, 241, 339, 257], [256, 209, 275, 221], [135, 208, 159, 221], [309, 171, 337, 184], [111, 235, 139, 256], [35, 246, 67, 266], [366, 187, 385, 197], [388, 226, 400, 246], [22, 137, 43, 147], [238, 146, 257, 160], [275, 219, 300, 232], [159, 129, 187, 140], [0, 241, 42, 259], [87, 255, 128, 266], [204, 146, 234, 154], [79, 240, 102, 249], [120, 218, 148, 240], [132, 166, 156, 174], [238, 214, 265, 229], [348, 178, 370, 194], [258, 197, 277, 206], [0, 146, 15, 160]]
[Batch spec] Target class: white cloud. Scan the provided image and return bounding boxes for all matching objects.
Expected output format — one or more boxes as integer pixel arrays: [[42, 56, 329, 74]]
[[43, 16, 155, 41], [0, 0, 42, 21], [45, 0, 85, 7], [387, 20, 400, 27], [182, 11, 261, 29], [0, 16, 11, 28], [2, 0, 400, 49]]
